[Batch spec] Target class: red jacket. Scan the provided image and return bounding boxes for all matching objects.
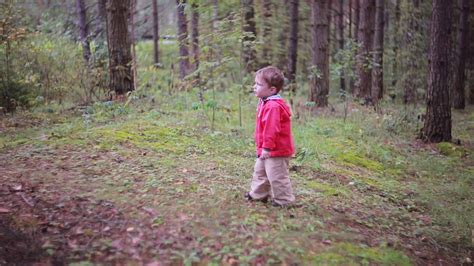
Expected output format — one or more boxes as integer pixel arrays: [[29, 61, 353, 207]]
[[255, 96, 295, 157]]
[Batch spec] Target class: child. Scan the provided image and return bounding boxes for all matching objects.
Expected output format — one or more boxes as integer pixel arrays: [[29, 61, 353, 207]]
[[245, 66, 296, 207]]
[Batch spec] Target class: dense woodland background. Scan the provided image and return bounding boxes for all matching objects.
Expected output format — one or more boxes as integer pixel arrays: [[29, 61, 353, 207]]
[[0, 0, 473, 264]]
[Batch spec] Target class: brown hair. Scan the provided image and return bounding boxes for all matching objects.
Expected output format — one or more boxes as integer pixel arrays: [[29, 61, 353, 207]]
[[256, 66, 285, 93]]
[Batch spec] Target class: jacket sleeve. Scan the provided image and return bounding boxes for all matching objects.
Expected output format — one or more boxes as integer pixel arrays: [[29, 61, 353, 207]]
[[261, 106, 281, 150]]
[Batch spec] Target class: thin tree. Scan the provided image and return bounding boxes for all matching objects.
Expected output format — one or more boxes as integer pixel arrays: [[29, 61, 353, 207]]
[[176, 0, 190, 79], [402, 0, 421, 104], [76, 0, 90, 63], [191, 3, 199, 71], [106, 0, 134, 96], [152, 0, 160, 65], [354, 0, 375, 102], [349, 0, 359, 93], [95, 0, 107, 40], [261, 0, 272, 66], [452, 0, 470, 109], [421, 0, 453, 143], [337, 0, 345, 94], [241, 0, 257, 72], [287, 0, 299, 83], [391, 0, 400, 88], [371, 0, 384, 102], [309, 0, 330, 107], [131, 0, 137, 90]]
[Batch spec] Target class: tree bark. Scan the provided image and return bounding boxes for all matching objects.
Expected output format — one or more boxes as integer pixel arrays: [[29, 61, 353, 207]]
[[176, 0, 190, 79], [241, 0, 257, 72], [371, 0, 384, 102], [421, 0, 453, 143], [76, 0, 90, 63], [287, 0, 299, 83], [309, 0, 330, 107], [452, 0, 469, 109], [152, 0, 160, 65], [261, 0, 272, 66], [354, 0, 375, 102], [106, 0, 134, 96]]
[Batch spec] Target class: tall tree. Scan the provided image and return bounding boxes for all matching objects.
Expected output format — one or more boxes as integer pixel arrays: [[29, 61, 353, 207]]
[[354, 0, 375, 102], [309, 0, 330, 107], [402, 0, 422, 104], [131, 0, 137, 90], [191, 3, 200, 71], [152, 0, 160, 65], [421, 0, 453, 143], [176, 0, 190, 79], [106, 0, 134, 96], [452, 0, 470, 109], [391, 0, 400, 88], [337, 0, 346, 94], [261, 0, 272, 66], [241, 0, 257, 72], [350, 0, 360, 92], [95, 0, 107, 40], [371, 0, 384, 102], [76, 0, 90, 63], [287, 0, 299, 83]]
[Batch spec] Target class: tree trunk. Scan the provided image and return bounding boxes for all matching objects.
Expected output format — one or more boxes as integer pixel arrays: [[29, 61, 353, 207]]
[[371, 0, 384, 102], [350, 0, 359, 93], [261, 0, 272, 66], [191, 3, 200, 71], [391, 0, 400, 88], [275, 0, 289, 73], [76, 0, 90, 63], [349, 0, 352, 39], [106, 0, 134, 96], [421, 0, 453, 143], [353, 0, 359, 42], [337, 0, 346, 94], [288, 0, 299, 83], [403, 0, 421, 104], [309, 0, 330, 107], [241, 0, 257, 72], [452, 0, 469, 109], [130, 0, 137, 91], [96, 0, 107, 40], [176, 0, 190, 79], [152, 0, 160, 65], [354, 0, 375, 102]]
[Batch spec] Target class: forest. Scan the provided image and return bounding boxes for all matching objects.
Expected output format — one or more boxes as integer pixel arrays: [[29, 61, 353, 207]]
[[0, 0, 473, 264]]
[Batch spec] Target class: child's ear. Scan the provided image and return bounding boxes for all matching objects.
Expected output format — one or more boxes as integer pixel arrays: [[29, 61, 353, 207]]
[[270, 86, 277, 93]]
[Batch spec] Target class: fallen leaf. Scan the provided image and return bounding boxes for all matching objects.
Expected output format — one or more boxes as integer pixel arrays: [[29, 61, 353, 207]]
[[0, 208, 10, 213], [126, 227, 135, 232]]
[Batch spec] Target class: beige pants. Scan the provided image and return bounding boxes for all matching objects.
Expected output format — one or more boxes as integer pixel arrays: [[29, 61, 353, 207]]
[[249, 157, 295, 205]]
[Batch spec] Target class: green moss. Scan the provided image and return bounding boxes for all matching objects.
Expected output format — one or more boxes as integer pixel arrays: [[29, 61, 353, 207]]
[[309, 242, 412, 266], [306, 180, 348, 197], [436, 142, 467, 157], [338, 151, 384, 172]]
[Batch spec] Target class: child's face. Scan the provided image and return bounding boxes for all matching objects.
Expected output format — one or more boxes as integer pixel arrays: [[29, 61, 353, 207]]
[[253, 74, 276, 98]]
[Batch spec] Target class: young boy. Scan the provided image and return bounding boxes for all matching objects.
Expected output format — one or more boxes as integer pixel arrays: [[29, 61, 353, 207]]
[[245, 66, 295, 207]]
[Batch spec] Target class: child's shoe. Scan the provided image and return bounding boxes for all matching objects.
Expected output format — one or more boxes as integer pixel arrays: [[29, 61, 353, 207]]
[[244, 192, 268, 203]]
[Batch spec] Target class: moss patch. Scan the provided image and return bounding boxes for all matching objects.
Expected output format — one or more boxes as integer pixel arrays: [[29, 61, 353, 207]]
[[309, 242, 412, 265], [436, 142, 468, 157]]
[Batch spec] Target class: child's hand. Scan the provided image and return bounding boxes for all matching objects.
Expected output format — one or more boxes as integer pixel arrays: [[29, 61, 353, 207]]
[[260, 149, 271, 160]]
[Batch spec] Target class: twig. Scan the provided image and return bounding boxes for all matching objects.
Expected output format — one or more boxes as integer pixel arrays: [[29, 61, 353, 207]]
[[18, 192, 35, 207]]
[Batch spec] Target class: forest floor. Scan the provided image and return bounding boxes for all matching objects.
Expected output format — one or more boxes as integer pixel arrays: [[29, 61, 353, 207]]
[[0, 98, 472, 265]]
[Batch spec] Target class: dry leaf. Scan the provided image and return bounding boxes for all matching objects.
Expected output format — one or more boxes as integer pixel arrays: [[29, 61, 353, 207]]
[[0, 208, 10, 213]]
